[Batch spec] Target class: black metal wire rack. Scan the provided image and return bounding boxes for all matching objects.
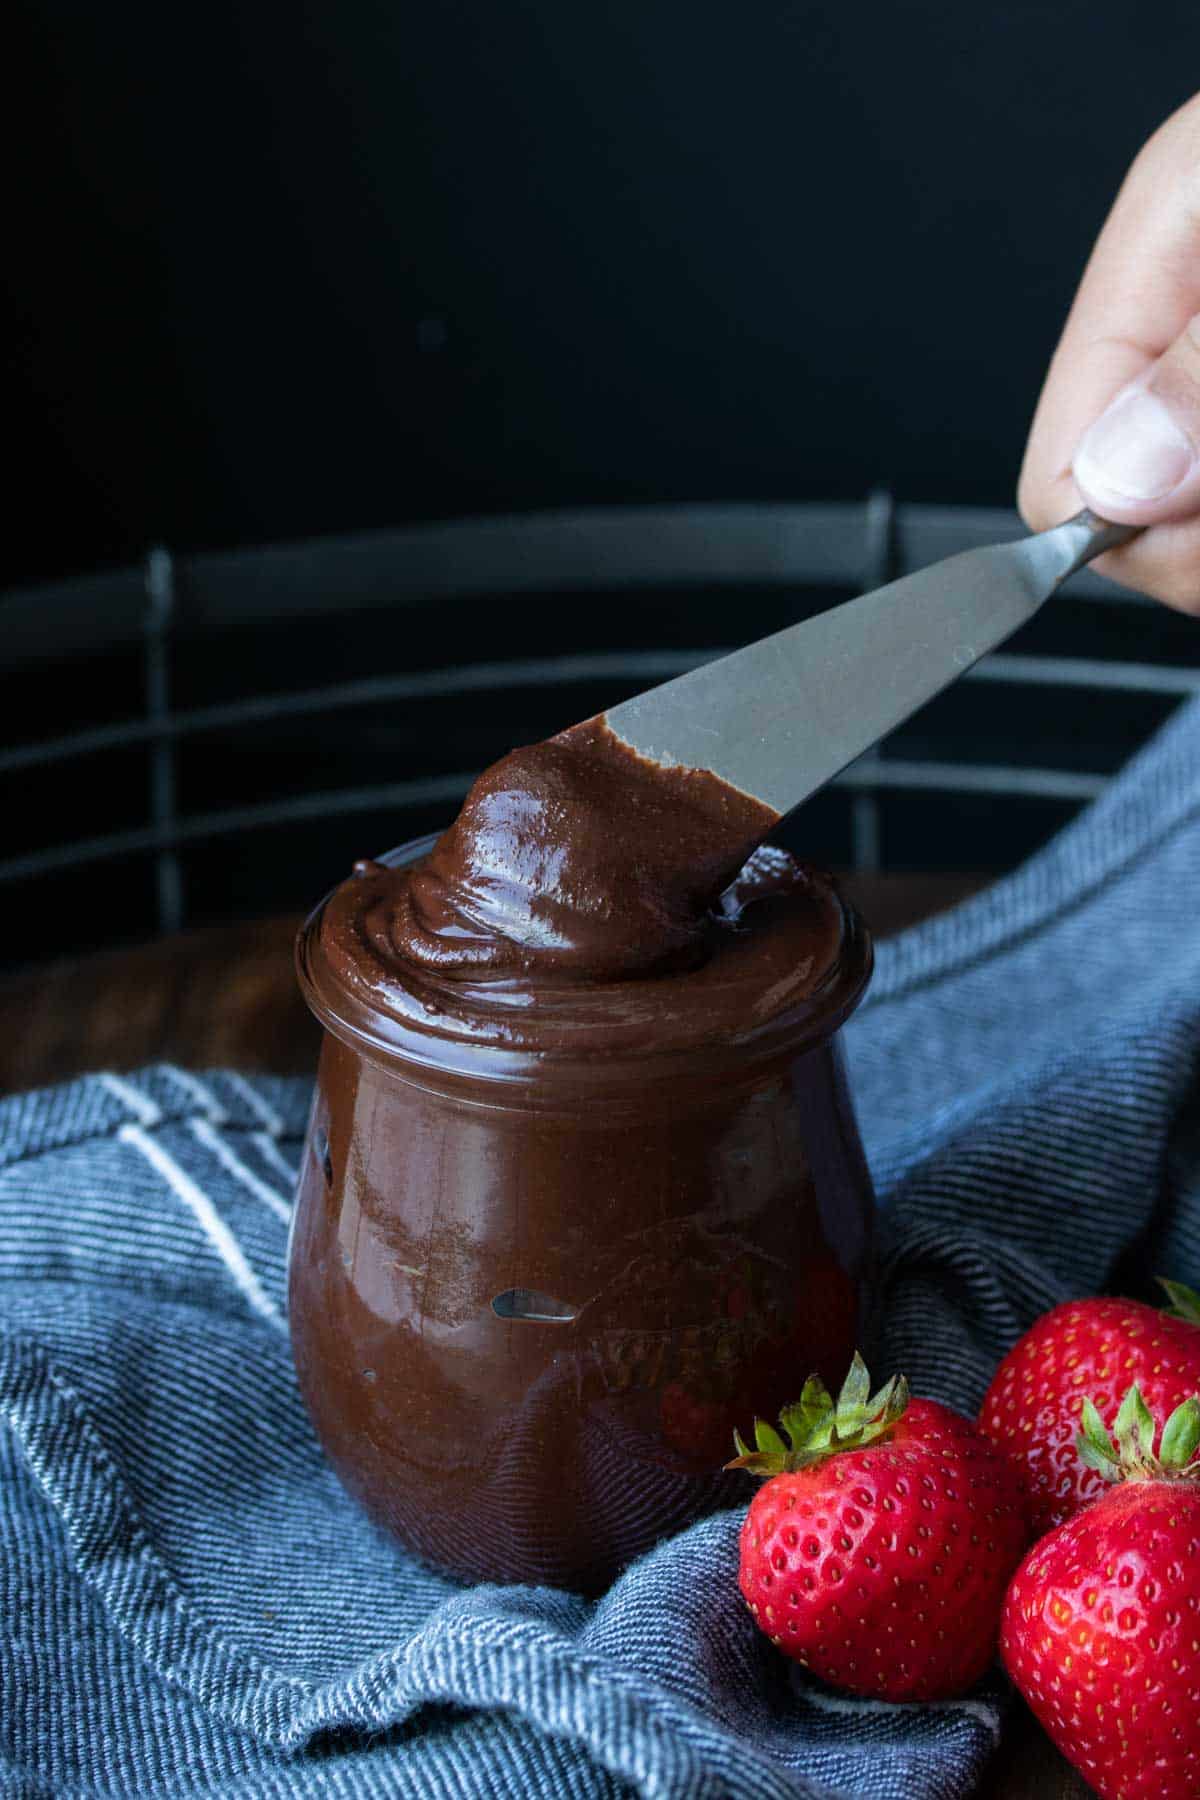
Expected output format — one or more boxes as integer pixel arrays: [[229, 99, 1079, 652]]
[[3, 495, 1197, 964]]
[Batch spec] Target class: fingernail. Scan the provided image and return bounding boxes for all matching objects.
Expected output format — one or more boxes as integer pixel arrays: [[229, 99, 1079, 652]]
[[1074, 386, 1196, 503]]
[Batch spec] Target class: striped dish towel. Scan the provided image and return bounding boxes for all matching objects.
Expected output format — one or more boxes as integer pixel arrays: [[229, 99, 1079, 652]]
[[4, 695, 1200, 1798]]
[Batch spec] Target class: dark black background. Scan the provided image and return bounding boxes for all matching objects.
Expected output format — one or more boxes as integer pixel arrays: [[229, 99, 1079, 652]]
[[7, 1, 1196, 585], [3, 4, 1199, 967]]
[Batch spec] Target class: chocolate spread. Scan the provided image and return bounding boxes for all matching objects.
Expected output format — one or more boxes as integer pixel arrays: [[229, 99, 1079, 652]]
[[289, 714, 874, 1592], [312, 717, 847, 1059]]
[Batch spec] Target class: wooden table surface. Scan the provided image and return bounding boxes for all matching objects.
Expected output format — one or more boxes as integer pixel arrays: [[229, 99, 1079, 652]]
[[0, 871, 1089, 1798]]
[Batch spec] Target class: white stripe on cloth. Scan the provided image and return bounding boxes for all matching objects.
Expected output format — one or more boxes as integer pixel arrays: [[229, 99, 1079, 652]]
[[118, 1123, 286, 1331], [163, 1065, 229, 1124], [252, 1130, 300, 1190], [98, 1072, 162, 1128], [225, 1070, 286, 1135], [189, 1117, 292, 1224], [796, 1681, 1003, 1745]]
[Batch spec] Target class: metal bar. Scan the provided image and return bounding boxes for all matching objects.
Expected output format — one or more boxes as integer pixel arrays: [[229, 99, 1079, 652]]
[[9, 638, 1194, 786], [0, 775, 478, 886], [0, 650, 722, 777], [965, 654, 1200, 694], [0, 759, 1102, 888], [834, 760, 1105, 801], [0, 502, 1151, 670], [850, 491, 894, 874], [144, 548, 184, 933]]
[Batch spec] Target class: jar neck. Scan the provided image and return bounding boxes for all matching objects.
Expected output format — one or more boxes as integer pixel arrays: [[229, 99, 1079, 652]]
[[296, 892, 872, 1107]]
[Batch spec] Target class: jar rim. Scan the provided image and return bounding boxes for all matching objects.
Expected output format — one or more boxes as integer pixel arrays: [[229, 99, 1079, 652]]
[[296, 832, 873, 1095]]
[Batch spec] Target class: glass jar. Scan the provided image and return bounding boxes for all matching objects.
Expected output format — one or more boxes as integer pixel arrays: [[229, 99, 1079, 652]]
[[289, 835, 874, 1594]]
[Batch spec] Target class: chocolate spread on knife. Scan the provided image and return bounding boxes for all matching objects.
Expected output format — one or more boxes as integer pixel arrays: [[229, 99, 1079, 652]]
[[314, 716, 846, 1058]]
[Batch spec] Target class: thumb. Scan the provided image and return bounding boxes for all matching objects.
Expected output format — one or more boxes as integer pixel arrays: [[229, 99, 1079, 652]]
[[1072, 314, 1200, 525]]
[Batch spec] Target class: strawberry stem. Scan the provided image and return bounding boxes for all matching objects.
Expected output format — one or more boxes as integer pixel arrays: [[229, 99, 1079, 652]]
[[726, 1352, 909, 1477], [1077, 1384, 1200, 1483]]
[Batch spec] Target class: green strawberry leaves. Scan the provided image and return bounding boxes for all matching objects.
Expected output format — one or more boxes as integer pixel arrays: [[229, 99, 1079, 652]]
[[1114, 1383, 1157, 1462], [1158, 1277, 1200, 1326], [778, 1372, 841, 1446], [742, 1419, 789, 1464], [1074, 1280, 1200, 1482], [1076, 1383, 1200, 1482], [1076, 1397, 1120, 1476], [727, 1352, 909, 1476], [1160, 1395, 1200, 1470]]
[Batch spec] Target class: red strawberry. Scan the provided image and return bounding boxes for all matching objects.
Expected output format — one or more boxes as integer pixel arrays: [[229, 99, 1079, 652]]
[[730, 1355, 1031, 1700], [1001, 1384, 1200, 1800], [979, 1281, 1200, 1536]]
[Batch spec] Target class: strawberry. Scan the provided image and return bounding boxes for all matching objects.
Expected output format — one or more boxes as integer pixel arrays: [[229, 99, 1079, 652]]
[[979, 1280, 1200, 1536], [1001, 1384, 1200, 1800], [730, 1355, 1030, 1700]]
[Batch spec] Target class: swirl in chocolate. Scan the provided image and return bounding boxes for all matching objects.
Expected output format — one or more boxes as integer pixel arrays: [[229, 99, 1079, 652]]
[[389, 717, 779, 981], [314, 716, 850, 1058]]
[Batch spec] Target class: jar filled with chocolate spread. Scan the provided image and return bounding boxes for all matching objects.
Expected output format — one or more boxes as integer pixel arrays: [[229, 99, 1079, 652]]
[[289, 718, 874, 1593]]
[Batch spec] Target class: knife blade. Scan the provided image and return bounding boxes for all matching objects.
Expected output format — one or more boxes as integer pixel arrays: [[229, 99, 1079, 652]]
[[604, 509, 1137, 816]]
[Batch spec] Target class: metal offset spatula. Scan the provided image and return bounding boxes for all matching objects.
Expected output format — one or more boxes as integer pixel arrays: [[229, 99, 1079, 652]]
[[604, 509, 1139, 816]]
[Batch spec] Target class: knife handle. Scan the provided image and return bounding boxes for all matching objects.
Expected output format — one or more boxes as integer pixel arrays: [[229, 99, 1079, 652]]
[[1040, 508, 1142, 589]]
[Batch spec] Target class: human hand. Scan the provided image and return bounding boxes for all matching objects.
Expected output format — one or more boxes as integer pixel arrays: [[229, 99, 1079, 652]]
[[1019, 94, 1200, 610]]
